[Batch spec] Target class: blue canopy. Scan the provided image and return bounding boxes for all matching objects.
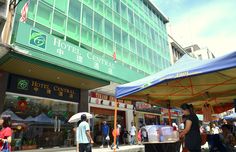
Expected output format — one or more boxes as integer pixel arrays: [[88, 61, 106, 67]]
[[116, 51, 236, 109], [224, 113, 236, 120], [34, 113, 53, 123]]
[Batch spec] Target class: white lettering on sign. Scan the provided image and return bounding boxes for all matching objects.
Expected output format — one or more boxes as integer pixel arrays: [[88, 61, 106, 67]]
[[53, 37, 82, 56], [87, 52, 113, 68], [53, 37, 114, 70]]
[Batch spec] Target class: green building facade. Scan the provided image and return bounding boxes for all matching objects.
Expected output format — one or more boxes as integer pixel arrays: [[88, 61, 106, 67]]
[[0, 0, 170, 149], [12, 0, 170, 83]]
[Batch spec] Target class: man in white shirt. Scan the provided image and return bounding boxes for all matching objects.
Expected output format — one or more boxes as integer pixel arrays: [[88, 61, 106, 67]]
[[130, 122, 136, 145], [78, 114, 94, 152]]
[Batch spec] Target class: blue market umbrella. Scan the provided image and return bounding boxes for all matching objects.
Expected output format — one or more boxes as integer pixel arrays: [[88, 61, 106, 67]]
[[34, 113, 53, 123], [224, 113, 236, 120], [116, 51, 236, 111], [1, 109, 23, 121]]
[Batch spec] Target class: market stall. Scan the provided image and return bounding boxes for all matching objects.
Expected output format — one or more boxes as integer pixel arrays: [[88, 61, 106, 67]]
[[114, 51, 236, 152]]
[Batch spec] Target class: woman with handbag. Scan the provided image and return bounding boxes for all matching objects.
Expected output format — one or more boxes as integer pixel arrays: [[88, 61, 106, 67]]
[[0, 115, 12, 152]]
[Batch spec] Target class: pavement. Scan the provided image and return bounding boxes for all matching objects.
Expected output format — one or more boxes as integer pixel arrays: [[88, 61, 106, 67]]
[[17, 145, 144, 152]]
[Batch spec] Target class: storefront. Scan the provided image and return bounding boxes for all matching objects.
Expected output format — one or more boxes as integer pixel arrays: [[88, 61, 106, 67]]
[[89, 92, 134, 144], [0, 74, 80, 150], [161, 108, 181, 125], [134, 102, 162, 128]]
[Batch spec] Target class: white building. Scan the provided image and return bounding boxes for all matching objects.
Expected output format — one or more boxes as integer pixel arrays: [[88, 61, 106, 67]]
[[185, 44, 215, 60], [168, 35, 190, 64]]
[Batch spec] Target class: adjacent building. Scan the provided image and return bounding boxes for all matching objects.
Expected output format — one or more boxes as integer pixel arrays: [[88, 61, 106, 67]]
[[168, 35, 190, 64], [0, 0, 170, 149], [185, 44, 215, 60]]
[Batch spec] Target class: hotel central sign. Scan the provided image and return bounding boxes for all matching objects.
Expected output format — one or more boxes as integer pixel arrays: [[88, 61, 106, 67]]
[[7, 74, 80, 102], [14, 22, 145, 82]]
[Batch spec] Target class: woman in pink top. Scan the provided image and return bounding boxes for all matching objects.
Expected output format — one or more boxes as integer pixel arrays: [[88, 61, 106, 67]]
[[0, 115, 12, 152]]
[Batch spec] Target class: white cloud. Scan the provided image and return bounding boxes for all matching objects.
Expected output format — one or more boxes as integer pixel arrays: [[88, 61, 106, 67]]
[[167, 1, 236, 57]]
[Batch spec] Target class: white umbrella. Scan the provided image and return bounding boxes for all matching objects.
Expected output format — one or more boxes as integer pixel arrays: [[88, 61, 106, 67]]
[[68, 112, 93, 123]]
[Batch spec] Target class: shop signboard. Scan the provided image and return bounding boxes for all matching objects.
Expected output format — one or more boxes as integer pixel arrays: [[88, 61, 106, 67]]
[[7, 74, 80, 102], [161, 108, 180, 117], [135, 102, 161, 114], [90, 91, 133, 109], [14, 22, 146, 83]]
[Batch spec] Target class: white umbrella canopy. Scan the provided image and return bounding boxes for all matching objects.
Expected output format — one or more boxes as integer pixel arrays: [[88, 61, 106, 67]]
[[68, 112, 93, 123]]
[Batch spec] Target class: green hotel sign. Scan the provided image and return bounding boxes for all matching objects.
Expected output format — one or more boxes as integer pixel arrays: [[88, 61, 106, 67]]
[[30, 30, 47, 49], [14, 23, 145, 82]]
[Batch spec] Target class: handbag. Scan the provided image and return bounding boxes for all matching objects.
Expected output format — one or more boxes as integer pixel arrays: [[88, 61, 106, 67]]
[[1, 141, 10, 152], [105, 135, 110, 141]]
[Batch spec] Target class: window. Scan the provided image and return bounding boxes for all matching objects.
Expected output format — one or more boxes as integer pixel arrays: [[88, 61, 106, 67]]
[[114, 27, 121, 44], [105, 6, 113, 21], [122, 31, 129, 48], [129, 36, 136, 53], [53, 11, 66, 33], [67, 18, 80, 40], [121, 19, 128, 31], [103, 0, 112, 8], [93, 33, 103, 50], [113, 0, 120, 13], [28, 0, 37, 20], [128, 9, 133, 24], [68, 0, 81, 21], [137, 40, 142, 56], [105, 20, 113, 40], [81, 26, 92, 46], [82, 6, 93, 29], [123, 48, 130, 63], [104, 38, 113, 54], [55, 0, 68, 13], [94, 0, 104, 14], [83, 0, 93, 8], [198, 54, 202, 60], [134, 14, 140, 29], [94, 13, 103, 34], [36, 2, 52, 27], [120, 2, 127, 19]]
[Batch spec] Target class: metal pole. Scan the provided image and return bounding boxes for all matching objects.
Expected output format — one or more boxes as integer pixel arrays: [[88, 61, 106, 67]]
[[113, 98, 117, 152]]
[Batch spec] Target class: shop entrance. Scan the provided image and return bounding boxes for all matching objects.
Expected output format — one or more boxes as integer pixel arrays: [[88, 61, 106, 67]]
[[90, 107, 126, 145], [2, 93, 78, 150]]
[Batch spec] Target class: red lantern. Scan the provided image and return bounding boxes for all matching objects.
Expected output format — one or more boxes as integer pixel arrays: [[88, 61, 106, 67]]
[[17, 98, 27, 111]]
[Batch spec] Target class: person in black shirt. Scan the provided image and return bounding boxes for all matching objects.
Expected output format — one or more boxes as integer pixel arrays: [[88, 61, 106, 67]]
[[180, 103, 201, 152]]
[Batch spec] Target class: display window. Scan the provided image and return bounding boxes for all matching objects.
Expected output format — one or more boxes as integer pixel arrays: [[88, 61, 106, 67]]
[[2, 92, 78, 150]]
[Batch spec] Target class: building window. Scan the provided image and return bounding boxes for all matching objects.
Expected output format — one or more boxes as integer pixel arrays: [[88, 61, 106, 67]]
[[120, 2, 127, 20], [68, 0, 81, 21], [198, 54, 202, 60], [82, 6, 93, 29], [94, 13, 103, 34], [105, 20, 113, 40]]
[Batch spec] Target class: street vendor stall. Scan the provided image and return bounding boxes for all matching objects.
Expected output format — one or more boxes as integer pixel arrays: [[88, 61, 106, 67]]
[[114, 51, 236, 152]]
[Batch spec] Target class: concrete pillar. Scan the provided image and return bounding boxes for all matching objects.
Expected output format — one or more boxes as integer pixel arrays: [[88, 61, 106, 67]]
[[78, 89, 89, 112], [0, 71, 9, 113]]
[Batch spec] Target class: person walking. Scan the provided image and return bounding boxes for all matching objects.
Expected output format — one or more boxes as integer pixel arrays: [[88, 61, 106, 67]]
[[130, 122, 136, 145], [123, 128, 129, 145], [111, 124, 120, 150], [100, 121, 110, 148], [180, 104, 201, 152], [0, 115, 12, 152], [76, 120, 82, 152], [78, 114, 94, 152]]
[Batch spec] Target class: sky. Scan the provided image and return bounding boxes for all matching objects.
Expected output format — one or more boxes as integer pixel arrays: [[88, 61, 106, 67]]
[[152, 0, 236, 57]]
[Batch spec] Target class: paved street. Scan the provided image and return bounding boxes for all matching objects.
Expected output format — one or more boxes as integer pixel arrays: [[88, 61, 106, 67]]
[[17, 145, 144, 152]]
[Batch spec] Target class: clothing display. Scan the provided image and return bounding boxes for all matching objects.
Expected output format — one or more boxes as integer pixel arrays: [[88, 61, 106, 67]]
[[202, 103, 214, 122]]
